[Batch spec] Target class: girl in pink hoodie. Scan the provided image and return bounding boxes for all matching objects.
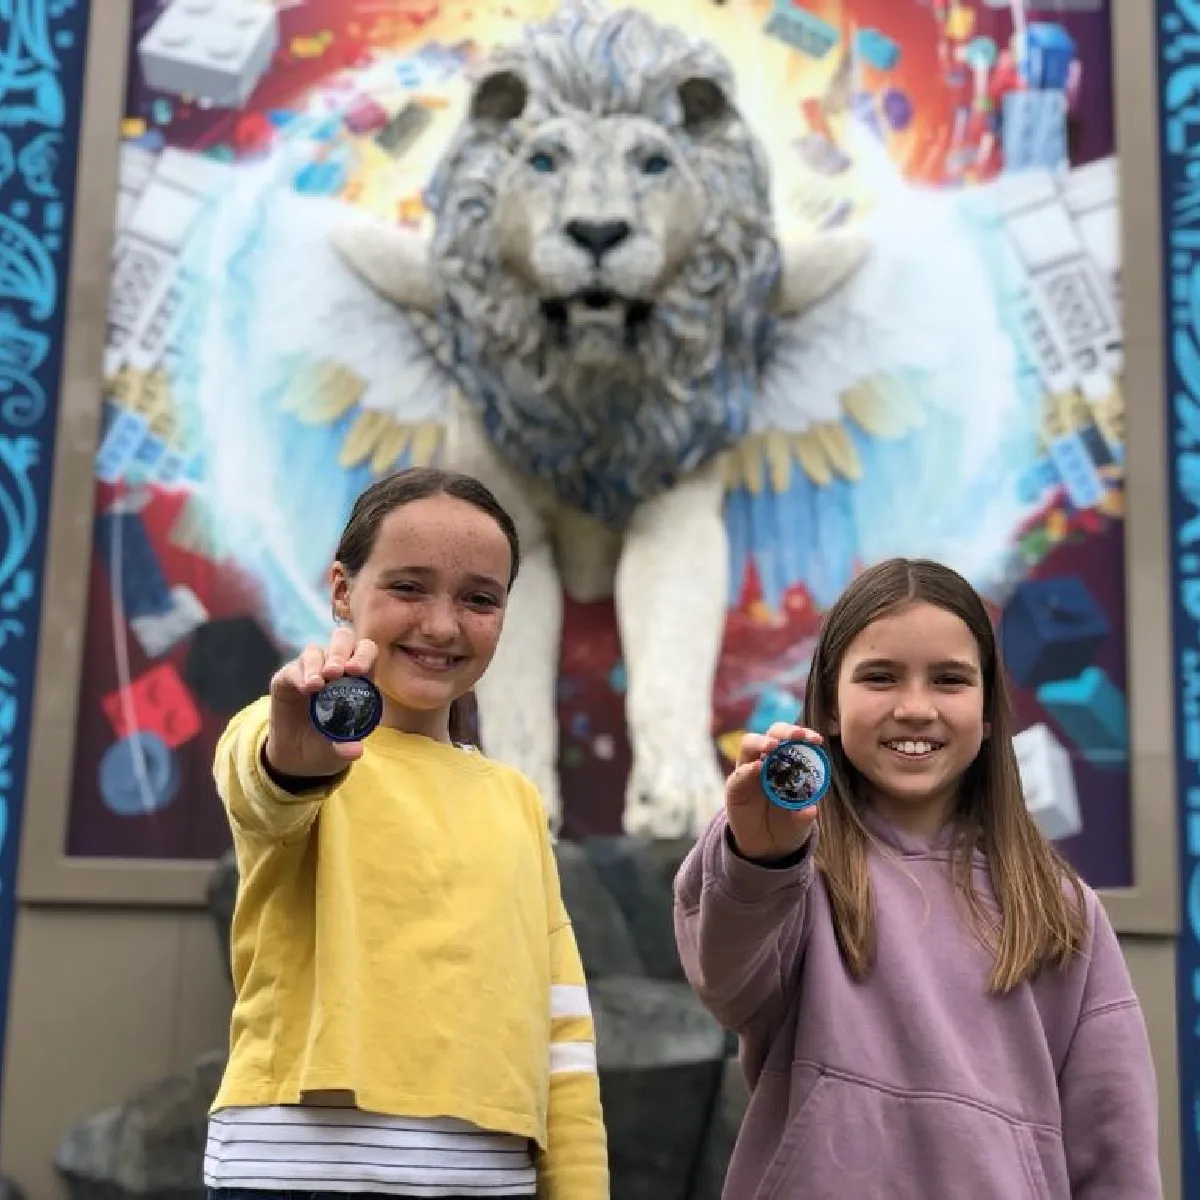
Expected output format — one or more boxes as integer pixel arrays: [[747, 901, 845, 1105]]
[[675, 557, 1161, 1199]]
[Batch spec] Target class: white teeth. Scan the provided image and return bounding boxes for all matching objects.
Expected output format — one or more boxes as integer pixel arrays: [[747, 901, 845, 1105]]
[[887, 740, 936, 757]]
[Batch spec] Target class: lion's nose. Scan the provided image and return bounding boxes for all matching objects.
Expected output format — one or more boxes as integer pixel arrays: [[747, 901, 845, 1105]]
[[565, 219, 632, 262]]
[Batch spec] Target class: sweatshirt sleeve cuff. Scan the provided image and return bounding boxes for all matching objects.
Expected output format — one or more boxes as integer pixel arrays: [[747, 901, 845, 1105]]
[[702, 812, 816, 904]]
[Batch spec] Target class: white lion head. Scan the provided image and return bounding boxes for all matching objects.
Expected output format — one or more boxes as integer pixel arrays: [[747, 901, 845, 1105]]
[[335, 3, 868, 525]]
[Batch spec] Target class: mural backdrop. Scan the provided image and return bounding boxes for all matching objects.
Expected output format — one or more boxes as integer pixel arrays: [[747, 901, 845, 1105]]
[[67, 0, 1130, 886]]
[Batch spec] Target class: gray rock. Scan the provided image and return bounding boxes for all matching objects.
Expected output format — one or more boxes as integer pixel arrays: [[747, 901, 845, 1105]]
[[206, 850, 237, 985], [691, 1055, 750, 1200], [592, 978, 728, 1200], [55, 1052, 224, 1200], [553, 838, 646, 978], [582, 836, 686, 981]]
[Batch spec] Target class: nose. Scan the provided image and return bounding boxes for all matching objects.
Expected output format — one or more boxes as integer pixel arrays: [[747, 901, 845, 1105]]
[[565, 219, 632, 263], [420, 597, 459, 643], [893, 688, 938, 722]]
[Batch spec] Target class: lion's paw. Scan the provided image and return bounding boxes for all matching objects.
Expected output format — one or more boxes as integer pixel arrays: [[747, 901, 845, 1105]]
[[622, 746, 726, 840]]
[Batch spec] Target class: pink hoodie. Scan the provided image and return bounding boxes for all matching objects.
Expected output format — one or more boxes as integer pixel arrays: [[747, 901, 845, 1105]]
[[673, 810, 1162, 1199]]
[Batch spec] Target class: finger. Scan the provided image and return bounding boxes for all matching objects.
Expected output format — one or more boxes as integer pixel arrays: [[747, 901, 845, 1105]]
[[269, 658, 308, 699], [765, 722, 823, 745], [298, 643, 327, 688], [345, 638, 378, 676], [726, 758, 765, 802], [332, 740, 365, 762], [736, 733, 780, 767], [326, 624, 359, 669]]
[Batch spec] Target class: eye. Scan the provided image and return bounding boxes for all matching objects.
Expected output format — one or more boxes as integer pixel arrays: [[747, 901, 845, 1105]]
[[528, 150, 556, 174], [466, 592, 502, 609], [642, 152, 671, 176], [389, 581, 422, 596]]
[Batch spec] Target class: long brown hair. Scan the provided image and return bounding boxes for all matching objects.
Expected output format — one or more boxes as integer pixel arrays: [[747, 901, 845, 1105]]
[[805, 558, 1086, 992], [333, 467, 521, 745]]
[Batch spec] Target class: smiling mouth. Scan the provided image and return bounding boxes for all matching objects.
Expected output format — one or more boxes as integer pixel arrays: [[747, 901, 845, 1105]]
[[883, 739, 944, 759], [541, 291, 653, 344], [399, 647, 466, 672]]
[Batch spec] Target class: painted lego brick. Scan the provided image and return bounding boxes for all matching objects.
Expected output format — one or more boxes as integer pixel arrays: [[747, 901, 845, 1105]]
[[1047, 431, 1106, 509], [95, 509, 174, 621], [184, 616, 284, 714], [95, 406, 151, 484], [1037, 666, 1128, 767], [1017, 456, 1058, 505], [854, 28, 900, 72], [99, 731, 181, 817], [130, 584, 208, 659], [137, 0, 280, 110], [763, 3, 839, 58], [999, 575, 1110, 689], [1002, 90, 1068, 173], [747, 687, 801, 735], [1013, 722, 1082, 841], [1016, 22, 1078, 91]]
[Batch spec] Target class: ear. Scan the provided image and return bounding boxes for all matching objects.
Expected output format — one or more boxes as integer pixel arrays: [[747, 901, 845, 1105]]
[[330, 564, 353, 624], [470, 67, 529, 124], [678, 76, 732, 138], [775, 229, 871, 316], [331, 213, 439, 316]]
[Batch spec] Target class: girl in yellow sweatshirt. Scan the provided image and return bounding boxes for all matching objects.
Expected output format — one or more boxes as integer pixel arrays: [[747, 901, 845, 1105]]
[[204, 467, 609, 1200]]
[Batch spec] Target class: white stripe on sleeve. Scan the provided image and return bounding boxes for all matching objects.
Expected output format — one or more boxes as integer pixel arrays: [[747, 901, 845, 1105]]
[[549, 1041, 597, 1075]]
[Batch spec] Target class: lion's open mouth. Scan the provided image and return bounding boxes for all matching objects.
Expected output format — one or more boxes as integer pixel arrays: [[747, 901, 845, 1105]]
[[541, 291, 653, 346]]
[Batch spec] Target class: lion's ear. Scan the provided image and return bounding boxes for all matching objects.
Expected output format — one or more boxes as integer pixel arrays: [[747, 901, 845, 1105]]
[[678, 76, 732, 138], [470, 67, 529, 124], [331, 213, 439, 316], [775, 229, 870, 316]]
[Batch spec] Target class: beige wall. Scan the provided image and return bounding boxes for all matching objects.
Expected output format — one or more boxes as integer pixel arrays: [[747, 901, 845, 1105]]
[[0, 1, 1185, 1198]]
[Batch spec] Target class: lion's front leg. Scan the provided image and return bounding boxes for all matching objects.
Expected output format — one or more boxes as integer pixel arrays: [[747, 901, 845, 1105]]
[[446, 409, 564, 828], [615, 465, 728, 839]]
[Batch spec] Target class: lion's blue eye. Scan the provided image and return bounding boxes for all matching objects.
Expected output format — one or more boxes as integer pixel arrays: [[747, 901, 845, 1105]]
[[642, 154, 671, 175], [529, 151, 556, 173]]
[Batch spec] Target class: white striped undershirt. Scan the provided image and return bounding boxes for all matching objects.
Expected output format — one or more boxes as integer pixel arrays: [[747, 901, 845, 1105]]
[[203, 983, 596, 1196]]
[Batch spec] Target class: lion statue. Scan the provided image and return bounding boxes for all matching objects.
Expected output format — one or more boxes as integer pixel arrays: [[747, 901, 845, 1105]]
[[202, 1, 1019, 837]]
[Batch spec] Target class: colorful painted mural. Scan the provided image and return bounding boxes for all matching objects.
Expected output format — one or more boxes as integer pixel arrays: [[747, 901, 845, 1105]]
[[66, 0, 1129, 889]]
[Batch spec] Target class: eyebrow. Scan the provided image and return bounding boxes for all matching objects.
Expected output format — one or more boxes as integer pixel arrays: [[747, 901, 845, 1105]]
[[852, 657, 980, 676], [381, 566, 506, 591]]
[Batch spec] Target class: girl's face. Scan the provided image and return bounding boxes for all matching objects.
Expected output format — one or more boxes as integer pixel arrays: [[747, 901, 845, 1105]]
[[830, 600, 989, 834], [331, 494, 512, 734]]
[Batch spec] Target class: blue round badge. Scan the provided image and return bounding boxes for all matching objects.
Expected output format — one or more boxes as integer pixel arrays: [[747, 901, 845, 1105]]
[[761, 740, 831, 811], [99, 732, 181, 817], [310, 675, 383, 743]]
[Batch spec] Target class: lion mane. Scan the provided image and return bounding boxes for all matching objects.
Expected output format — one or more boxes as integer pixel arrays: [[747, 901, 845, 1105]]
[[413, 3, 783, 528]]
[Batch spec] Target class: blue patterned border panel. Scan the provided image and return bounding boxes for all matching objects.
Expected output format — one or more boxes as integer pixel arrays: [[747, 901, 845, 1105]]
[[0, 0, 91, 1102], [1160, 0, 1200, 1190]]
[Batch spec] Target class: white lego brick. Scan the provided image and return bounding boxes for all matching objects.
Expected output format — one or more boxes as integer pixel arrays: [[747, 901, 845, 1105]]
[[118, 143, 156, 194], [106, 235, 177, 375], [1061, 155, 1119, 216], [1074, 205, 1120, 278], [115, 187, 138, 232], [1014, 723, 1082, 842], [154, 146, 235, 198], [992, 169, 1059, 220], [138, 0, 280, 110], [1005, 197, 1085, 271], [130, 585, 208, 658], [127, 178, 206, 253]]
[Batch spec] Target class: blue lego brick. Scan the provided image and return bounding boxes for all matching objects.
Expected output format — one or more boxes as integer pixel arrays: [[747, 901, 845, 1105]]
[[99, 731, 180, 816], [95, 406, 151, 484], [1018, 456, 1058, 504], [747, 687, 801, 735], [1037, 666, 1128, 769], [763, 4, 839, 58], [1002, 90, 1068, 173], [1047, 431, 1105, 509], [1018, 22, 1077, 90], [854, 28, 900, 71], [999, 575, 1110, 689], [95, 510, 174, 621], [293, 157, 348, 196]]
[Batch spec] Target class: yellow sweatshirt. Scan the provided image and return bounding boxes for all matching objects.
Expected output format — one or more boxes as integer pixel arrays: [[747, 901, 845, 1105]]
[[211, 697, 609, 1199]]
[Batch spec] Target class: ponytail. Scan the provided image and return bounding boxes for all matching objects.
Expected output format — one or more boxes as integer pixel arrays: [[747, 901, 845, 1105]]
[[448, 692, 478, 747]]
